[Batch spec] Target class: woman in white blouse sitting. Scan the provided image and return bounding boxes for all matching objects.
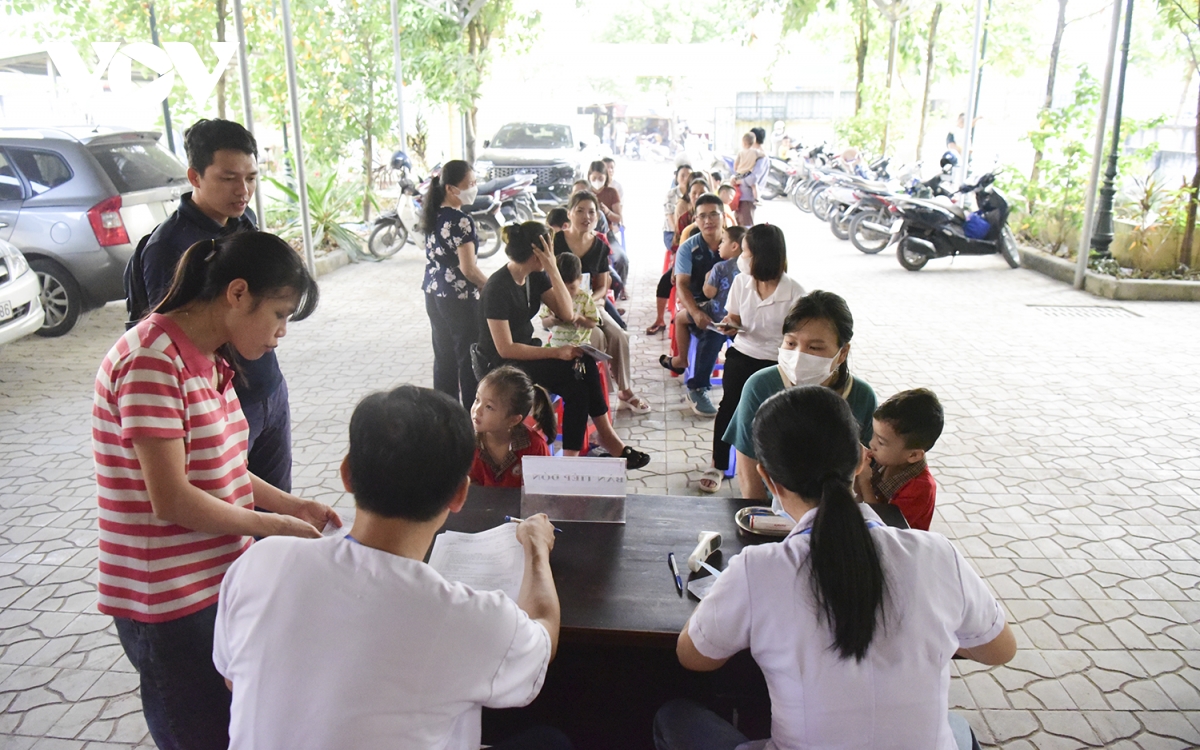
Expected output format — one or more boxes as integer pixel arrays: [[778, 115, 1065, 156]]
[[701, 225, 805, 493], [658, 386, 1016, 750]]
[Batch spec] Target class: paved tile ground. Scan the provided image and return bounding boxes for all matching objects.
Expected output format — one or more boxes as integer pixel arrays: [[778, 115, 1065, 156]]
[[1, 160, 1199, 748]]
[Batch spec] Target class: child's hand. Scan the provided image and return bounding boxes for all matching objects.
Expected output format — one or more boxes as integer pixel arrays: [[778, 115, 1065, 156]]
[[575, 315, 597, 329]]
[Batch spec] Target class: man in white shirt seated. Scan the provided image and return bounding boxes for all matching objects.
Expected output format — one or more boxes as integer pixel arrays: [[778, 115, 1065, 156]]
[[214, 385, 570, 750]]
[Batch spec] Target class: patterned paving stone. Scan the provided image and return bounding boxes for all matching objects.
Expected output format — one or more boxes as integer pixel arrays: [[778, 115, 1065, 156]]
[[1, 161, 1199, 747]]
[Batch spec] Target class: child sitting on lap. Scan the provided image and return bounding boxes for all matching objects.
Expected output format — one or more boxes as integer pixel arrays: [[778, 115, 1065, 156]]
[[470, 366, 557, 488], [701, 225, 745, 325], [855, 388, 944, 531], [542, 254, 648, 414]]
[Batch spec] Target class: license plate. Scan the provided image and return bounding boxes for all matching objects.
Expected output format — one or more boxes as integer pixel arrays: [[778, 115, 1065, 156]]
[[889, 220, 903, 235], [0, 301, 11, 322]]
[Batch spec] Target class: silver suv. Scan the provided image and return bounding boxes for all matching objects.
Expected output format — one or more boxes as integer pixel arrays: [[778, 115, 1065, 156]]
[[0, 127, 187, 336]]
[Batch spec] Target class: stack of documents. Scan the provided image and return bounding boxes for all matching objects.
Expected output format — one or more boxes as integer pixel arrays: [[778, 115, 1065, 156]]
[[428, 523, 525, 601]]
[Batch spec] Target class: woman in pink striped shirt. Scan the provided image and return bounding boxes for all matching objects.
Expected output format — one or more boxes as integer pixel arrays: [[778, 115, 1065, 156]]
[[93, 231, 340, 750]]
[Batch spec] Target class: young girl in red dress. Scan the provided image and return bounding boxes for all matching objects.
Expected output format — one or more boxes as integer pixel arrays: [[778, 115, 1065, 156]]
[[468, 366, 558, 488]]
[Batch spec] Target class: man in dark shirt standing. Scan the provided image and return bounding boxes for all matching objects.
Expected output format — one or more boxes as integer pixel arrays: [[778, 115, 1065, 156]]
[[136, 119, 295, 493]]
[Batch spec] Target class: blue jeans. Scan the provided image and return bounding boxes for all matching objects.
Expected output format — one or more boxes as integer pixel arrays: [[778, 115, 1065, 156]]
[[242, 377, 292, 492], [653, 699, 981, 750], [687, 328, 726, 392], [114, 604, 230, 750]]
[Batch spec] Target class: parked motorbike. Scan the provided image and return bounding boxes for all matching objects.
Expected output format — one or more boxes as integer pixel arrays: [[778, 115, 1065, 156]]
[[368, 151, 506, 260], [887, 172, 1021, 271], [482, 172, 540, 224], [367, 151, 425, 259]]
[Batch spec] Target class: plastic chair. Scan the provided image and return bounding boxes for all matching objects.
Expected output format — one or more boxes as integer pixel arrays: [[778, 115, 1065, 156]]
[[682, 335, 727, 387]]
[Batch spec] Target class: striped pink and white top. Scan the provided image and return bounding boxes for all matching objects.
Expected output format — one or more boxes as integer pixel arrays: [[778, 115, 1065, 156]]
[[93, 313, 253, 623]]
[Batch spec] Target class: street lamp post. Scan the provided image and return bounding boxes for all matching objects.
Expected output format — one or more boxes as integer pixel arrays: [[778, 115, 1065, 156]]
[[1090, 0, 1135, 257]]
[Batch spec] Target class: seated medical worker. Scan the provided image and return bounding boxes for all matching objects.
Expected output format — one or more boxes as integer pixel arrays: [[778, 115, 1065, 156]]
[[214, 386, 570, 750], [656, 386, 1016, 750]]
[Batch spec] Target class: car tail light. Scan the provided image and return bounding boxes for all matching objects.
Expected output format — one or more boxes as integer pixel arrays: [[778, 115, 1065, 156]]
[[87, 196, 130, 247]]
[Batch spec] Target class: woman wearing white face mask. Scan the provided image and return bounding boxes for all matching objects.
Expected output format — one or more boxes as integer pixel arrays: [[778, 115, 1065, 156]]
[[721, 290, 878, 501], [587, 160, 623, 230], [700, 225, 807, 494], [422, 160, 489, 410]]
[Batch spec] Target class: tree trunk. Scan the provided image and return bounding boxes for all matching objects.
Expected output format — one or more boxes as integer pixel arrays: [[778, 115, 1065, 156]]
[[363, 38, 374, 224], [465, 20, 480, 163], [216, 0, 227, 119], [466, 107, 479, 164], [916, 3, 942, 162], [1029, 0, 1067, 198], [854, 1, 869, 115], [1181, 79, 1199, 269], [881, 16, 898, 154]]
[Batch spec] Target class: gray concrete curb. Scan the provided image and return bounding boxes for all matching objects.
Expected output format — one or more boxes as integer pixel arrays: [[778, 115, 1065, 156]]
[[314, 248, 351, 278], [1018, 245, 1200, 302]]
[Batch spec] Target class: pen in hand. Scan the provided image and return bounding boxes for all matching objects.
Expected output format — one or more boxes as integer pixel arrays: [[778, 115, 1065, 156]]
[[505, 515, 563, 534], [667, 552, 683, 595]]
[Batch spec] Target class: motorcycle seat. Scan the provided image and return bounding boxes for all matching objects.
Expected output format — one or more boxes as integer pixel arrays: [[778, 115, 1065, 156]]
[[476, 175, 522, 194]]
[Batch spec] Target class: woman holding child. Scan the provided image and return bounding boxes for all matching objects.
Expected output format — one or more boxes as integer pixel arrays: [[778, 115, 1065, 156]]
[[478, 220, 650, 468], [657, 385, 1015, 750], [722, 290, 878, 503], [553, 193, 649, 414], [700, 224, 806, 493]]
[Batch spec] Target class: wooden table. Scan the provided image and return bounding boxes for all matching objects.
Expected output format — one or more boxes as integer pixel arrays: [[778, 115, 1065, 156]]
[[447, 487, 909, 748]]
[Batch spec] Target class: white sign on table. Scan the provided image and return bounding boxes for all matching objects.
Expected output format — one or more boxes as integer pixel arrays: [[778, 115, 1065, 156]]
[[520, 455, 626, 523]]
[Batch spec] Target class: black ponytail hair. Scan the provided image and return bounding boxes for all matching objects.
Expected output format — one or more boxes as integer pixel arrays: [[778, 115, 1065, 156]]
[[479, 365, 558, 443], [503, 220, 551, 263], [156, 231, 318, 320], [422, 159, 472, 237], [154, 232, 318, 369], [752, 385, 887, 662]]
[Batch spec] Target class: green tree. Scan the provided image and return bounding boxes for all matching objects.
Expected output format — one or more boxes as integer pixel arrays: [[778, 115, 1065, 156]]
[[1157, 0, 1200, 267], [597, 0, 729, 109]]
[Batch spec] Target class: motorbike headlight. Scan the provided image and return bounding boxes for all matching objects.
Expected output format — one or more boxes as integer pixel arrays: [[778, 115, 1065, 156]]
[[0, 243, 29, 280]]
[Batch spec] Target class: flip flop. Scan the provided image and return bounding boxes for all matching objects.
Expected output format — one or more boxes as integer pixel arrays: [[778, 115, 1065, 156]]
[[699, 467, 724, 494], [618, 396, 652, 415], [646, 323, 667, 335], [659, 354, 686, 375]]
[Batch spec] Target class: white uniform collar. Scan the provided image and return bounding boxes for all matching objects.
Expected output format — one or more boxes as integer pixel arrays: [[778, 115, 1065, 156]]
[[785, 503, 885, 541]]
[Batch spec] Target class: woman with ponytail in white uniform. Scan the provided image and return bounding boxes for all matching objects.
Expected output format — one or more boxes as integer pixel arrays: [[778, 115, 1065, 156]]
[[656, 386, 1016, 750]]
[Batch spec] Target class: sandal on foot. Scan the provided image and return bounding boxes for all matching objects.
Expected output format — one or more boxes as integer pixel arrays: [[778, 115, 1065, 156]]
[[698, 467, 724, 494], [646, 323, 667, 335], [620, 446, 651, 470], [618, 396, 652, 415], [659, 354, 686, 375]]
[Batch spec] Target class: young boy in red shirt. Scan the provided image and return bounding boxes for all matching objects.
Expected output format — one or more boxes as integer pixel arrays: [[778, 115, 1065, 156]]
[[855, 388, 944, 531]]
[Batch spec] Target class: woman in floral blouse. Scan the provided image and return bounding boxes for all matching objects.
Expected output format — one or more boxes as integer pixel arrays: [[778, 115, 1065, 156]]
[[422, 160, 489, 409]]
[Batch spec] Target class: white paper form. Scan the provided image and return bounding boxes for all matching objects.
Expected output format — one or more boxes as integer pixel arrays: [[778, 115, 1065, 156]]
[[427, 523, 525, 601]]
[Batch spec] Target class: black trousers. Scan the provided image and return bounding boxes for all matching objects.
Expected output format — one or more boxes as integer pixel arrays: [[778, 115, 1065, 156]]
[[712, 347, 777, 470], [515, 356, 608, 451], [657, 270, 674, 300], [426, 293, 479, 409]]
